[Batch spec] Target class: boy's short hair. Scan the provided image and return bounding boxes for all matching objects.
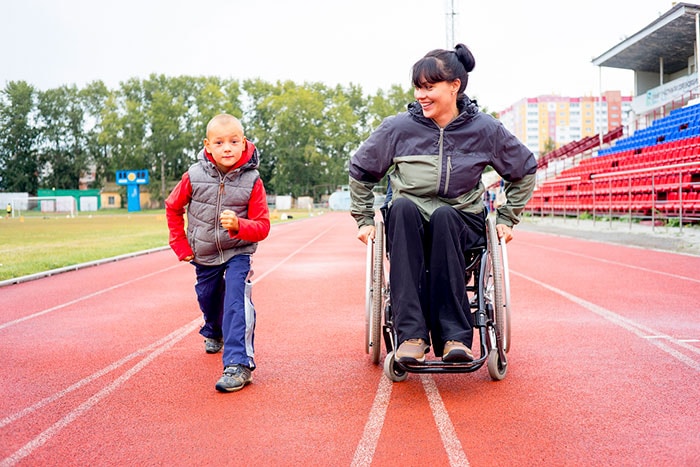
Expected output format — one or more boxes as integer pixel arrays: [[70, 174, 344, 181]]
[[206, 114, 243, 138]]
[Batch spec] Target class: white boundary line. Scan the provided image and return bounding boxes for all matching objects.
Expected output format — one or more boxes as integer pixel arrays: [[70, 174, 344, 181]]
[[0, 320, 200, 429], [513, 270, 700, 371], [352, 374, 472, 467], [1, 320, 200, 467], [0, 265, 181, 331], [1, 219, 340, 466], [350, 376, 393, 466], [421, 375, 471, 467], [0, 247, 170, 288], [520, 242, 700, 284]]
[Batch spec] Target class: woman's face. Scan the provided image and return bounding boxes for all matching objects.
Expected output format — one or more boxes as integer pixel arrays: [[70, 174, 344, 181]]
[[414, 78, 460, 128]]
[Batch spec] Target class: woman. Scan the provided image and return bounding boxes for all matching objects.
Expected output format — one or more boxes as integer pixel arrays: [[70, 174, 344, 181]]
[[349, 44, 537, 364]]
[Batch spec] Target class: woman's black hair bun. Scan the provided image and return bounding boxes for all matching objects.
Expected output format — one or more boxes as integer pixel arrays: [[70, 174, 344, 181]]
[[454, 43, 475, 73]]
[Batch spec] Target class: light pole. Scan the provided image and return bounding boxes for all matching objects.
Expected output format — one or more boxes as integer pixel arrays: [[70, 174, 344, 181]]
[[445, 0, 457, 48]]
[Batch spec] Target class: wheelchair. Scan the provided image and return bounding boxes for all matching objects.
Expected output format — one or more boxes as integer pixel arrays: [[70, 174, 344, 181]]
[[364, 214, 511, 382]]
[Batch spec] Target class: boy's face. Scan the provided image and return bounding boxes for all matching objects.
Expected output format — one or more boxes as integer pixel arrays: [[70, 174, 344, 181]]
[[204, 120, 246, 172]]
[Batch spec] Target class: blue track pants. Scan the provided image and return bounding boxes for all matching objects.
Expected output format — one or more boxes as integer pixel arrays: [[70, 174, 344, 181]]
[[193, 255, 256, 369]]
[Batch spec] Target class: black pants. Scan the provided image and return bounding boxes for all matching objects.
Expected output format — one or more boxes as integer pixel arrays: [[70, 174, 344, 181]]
[[386, 198, 486, 355]]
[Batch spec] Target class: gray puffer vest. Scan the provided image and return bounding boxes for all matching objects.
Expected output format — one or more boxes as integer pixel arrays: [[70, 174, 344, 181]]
[[186, 149, 260, 266]]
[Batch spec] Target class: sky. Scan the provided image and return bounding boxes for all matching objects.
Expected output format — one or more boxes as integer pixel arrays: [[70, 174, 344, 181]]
[[0, 0, 681, 112]]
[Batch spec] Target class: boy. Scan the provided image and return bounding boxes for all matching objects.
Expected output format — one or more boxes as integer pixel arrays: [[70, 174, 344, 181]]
[[166, 114, 270, 392]]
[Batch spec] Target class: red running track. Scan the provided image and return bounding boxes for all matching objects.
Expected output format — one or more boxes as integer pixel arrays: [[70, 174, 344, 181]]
[[1, 212, 699, 466]]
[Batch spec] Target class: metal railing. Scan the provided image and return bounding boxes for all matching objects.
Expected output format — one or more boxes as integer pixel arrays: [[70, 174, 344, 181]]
[[526, 161, 700, 232]]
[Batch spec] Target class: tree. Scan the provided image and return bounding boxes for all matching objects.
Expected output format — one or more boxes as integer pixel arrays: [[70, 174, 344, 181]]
[[241, 78, 282, 190], [542, 137, 556, 159], [99, 78, 149, 182], [36, 85, 89, 189], [0, 81, 40, 193], [260, 81, 326, 197], [188, 76, 243, 151], [81, 80, 111, 187], [0, 76, 420, 202], [367, 84, 413, 130], [140, 75, 187, 204], [315, 84, 363, 195]]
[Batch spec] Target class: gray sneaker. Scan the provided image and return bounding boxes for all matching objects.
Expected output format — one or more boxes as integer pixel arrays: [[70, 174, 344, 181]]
[[204, 337, 223, 354], [215, 365, 252, 393]]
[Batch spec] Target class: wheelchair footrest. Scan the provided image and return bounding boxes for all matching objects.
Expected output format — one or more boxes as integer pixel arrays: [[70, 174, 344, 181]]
[[395, 356, 487, 374]]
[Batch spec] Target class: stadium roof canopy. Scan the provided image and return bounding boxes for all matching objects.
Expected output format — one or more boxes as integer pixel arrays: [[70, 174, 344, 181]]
[[592, 2, 700, 75]]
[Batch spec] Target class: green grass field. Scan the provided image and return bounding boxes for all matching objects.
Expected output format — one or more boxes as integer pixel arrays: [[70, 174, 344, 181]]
[[0, 208, 317, 282]]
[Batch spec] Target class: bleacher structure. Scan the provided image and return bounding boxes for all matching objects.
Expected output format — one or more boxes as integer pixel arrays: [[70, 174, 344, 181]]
[[526, 103, 700, 223]]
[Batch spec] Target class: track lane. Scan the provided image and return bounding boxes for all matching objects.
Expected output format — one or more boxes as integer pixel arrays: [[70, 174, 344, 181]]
[[2, 212, 699, 465], [436, 262, 700, 465], [514, 231, 700, 340], [1, 213, 384, 465]]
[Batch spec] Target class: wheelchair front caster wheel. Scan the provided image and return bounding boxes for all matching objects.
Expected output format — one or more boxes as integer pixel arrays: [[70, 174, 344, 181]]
[[383, 351, 408, 382], [487, 349, 507, 381]]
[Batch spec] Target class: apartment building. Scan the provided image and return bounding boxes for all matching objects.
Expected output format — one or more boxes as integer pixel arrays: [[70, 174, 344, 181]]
[[498, 91, 632, 157]]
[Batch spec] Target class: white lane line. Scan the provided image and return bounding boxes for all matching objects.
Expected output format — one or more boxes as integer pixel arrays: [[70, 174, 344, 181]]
[[350, 376, 393, 467], [1, 219, 336, 330], [1, 221, 339, 465], [421, 375, 471, 467], [250, 223, 337, 285], [352, 374, 472, 467], [1, 319, 200, 467], [519, 242, 700, 283], [0, 264, 182, 330], [513, 270, 700, 371], [0, 319, 200, 429]]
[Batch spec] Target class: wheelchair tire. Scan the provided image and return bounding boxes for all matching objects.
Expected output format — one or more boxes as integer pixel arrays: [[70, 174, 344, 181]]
[[486, 217, 509, 354], [384, 351, 408, 382], [364, 233, 373, 355], [368, 221, 385, 364], [500, 238, 512, 353], [487, 349, 507, 381]]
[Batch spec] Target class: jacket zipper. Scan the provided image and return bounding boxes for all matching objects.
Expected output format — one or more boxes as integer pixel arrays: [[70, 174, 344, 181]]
[[215, 178, 225, 263], [436, 127, 451, 197], [445, 154, 452, 195]]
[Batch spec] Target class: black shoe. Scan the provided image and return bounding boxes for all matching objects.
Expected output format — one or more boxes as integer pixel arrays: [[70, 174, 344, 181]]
[[204, 337, 223, 354]]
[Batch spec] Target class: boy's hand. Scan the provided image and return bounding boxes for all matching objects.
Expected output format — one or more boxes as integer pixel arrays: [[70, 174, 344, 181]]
[[183, 255, 194, 262], [220, 209, 240, 232]]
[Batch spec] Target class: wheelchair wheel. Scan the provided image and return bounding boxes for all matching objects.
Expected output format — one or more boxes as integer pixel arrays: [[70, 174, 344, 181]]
[[486, 217, 509, 353], [500, 236, 512, 353], [364, 232, 373, 355], [383, 351, 408, 382], [367, 221, 385, 364], [487, 349, 508, 380]]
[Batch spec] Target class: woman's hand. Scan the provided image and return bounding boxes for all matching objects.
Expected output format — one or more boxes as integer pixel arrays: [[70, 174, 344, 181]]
[[496, 223, 513, 243], [357, 225, 376, 244]]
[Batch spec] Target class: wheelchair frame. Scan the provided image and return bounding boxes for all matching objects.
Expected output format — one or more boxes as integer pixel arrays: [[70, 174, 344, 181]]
[[364, 215, 511, 382]]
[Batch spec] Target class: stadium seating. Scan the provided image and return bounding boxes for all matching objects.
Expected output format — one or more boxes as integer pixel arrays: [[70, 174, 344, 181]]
[[527, 103, 700, 221]]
